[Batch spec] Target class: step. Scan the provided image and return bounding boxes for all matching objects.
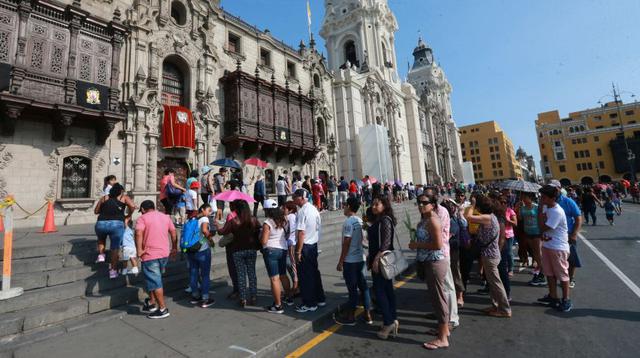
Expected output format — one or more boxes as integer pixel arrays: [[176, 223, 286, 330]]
[[0, 297, 89, 338], [0, 281, 85, 315]]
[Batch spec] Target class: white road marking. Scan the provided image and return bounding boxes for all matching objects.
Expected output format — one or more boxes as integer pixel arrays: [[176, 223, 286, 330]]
[[579, 233, 640, 299], [229, 346, 256, 355]]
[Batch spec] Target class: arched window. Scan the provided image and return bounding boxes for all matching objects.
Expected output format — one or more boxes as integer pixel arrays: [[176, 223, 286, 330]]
[[344, 40, 358, 67], [61, 156, 91, 199], [313, 74, 321, 88], [162, 61, 186, 106], [170, 1, 187, 25], [317, 117, 326, 144], [264, 169, 275, 194]]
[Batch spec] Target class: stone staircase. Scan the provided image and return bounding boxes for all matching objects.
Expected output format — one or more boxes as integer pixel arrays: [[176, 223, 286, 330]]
[[0, 202, 420, 349]]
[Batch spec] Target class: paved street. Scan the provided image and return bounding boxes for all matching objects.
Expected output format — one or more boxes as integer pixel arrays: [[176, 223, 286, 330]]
[[283, 203, 640, 358], [2, 201, 639, 358]]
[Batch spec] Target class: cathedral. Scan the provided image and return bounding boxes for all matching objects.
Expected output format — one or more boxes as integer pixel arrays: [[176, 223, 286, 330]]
[[0, 0, 462, 228], [321, 0, 462, 184]]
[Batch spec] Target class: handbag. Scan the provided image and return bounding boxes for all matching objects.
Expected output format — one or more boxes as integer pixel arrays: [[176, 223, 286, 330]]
[[378, 220, 409, 280], [165, 182, 182, 201], [218, 233, 234, 248]]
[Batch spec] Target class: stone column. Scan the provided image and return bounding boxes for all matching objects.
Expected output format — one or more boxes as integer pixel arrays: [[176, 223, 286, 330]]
[[147, 134, 159, 191], [133, 109, 147, 191], [109, 33, 124, 111], [14, 0, 31, 67]]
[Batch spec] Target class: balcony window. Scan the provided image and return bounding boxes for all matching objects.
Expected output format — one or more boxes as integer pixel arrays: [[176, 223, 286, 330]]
[[228, 33, 241, 53]]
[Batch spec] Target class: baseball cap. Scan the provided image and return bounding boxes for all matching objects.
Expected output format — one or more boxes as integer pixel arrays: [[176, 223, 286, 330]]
[[549, 179, 562, 188], [292, 188, 308, 198], [190, 181, 201, 189], [263, 199, 278, 208], [139, 200, 155, 212]]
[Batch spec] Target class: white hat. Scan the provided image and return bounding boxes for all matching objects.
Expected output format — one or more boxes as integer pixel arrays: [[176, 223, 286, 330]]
[[549, 179, 562, 188], [263, 199, 278, 208]]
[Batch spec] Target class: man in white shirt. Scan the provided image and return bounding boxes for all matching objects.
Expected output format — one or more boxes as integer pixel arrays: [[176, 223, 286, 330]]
[[537, 185, 572, 312], [293, 189, 326, 312]]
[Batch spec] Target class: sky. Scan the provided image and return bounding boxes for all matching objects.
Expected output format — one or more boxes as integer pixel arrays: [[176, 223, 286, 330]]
[[221, 0, 640, 168]]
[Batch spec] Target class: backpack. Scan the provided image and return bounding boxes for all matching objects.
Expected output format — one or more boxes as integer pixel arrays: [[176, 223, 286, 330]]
[[165, 182, 182, 201], [180, 218, 202, 253]]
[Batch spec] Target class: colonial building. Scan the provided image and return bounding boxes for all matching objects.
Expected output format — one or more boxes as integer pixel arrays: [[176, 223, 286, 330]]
[[0, 0, 127, 227], [459, 120, 522, 184], [406, 37, 463, 184], [320, 0, 425, 183], [515, 146, 538, 183], [536, 99, 640, 186], [0, 0, 337, 227]]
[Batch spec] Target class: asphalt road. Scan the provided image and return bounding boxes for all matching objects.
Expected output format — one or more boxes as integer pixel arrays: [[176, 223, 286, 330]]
[[283, 202, 640, 358]]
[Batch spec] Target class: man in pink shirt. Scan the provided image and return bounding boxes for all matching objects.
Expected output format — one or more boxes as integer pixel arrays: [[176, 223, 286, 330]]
[[135, 200, 177, 319]]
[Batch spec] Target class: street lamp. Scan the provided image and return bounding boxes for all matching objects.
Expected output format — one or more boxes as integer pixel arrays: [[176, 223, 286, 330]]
[[598, 84, 637, 184]]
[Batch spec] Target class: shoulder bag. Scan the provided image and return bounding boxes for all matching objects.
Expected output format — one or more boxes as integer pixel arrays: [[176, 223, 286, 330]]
[[379, 219, 409, 280]]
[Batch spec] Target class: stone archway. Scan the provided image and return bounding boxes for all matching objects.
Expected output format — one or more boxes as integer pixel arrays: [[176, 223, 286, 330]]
[[599, 175, 612, 183], [580, 176, 594, 186]]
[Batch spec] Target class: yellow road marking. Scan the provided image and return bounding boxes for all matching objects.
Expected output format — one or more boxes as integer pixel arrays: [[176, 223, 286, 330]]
[[285, 273, 417, 358]]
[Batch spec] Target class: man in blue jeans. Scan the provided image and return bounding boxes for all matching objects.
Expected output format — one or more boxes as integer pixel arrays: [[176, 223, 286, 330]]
[[334, 197, 372, 325], [135, 200, 178, 319], [293, 189, 326, 313]]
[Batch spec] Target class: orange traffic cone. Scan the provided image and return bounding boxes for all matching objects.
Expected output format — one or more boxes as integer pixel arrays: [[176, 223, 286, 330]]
[[40, 201, 57, 233]]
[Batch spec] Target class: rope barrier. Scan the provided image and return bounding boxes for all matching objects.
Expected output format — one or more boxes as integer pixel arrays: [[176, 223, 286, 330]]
[[0, 197, 50, 220]]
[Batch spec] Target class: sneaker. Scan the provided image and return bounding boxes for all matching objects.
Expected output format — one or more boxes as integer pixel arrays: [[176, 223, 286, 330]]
[[569, 280, 576, 289], [529, 274, 547, 286], [141, 298, 158, 313], [190, 296, 202, 305], [96, 254, 106, 263], [537, 294, 556, 304], [200, 299, 216, 308], [284, 297, 295, 306], [130, 266, 139, 275], [266, 304, 285, 314], [184, 287, 193, 293], [558, 299, 572, 312], [295, 305, 318, 313], [148, 307, 170, 319], [317, 301, 327, 307], [109, 269, 118, 279], [333, 312, 356, 326]]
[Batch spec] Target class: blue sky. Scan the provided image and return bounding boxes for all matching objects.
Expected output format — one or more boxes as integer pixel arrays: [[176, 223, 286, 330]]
[[221, 0, 640, 167]]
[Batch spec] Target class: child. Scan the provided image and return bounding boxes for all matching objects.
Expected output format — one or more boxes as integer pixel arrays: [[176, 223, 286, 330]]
[[102, 175, 116, 197], [334, 197, 372, 326], [603, 196, 619, 225], [187, 204, 216, 308], [174, 192, 187, 226], [121, 218, 139, 275], [612, 191, 622, 215], [187, 181, 200, 219]]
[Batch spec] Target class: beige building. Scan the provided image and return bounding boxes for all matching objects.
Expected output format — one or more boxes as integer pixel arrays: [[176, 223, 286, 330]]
[[459, 121, 522, 184], [536, 100, 640, 185]]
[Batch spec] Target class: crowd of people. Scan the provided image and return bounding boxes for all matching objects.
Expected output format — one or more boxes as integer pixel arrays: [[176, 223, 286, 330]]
[[91, 166, 633, 348]]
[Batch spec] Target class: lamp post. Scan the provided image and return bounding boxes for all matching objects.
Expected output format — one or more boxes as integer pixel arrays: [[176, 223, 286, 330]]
[[598, 84, 637, 184]]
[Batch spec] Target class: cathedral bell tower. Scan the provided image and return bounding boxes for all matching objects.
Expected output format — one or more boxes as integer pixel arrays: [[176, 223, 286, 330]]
[[320, 0, 400, 84]]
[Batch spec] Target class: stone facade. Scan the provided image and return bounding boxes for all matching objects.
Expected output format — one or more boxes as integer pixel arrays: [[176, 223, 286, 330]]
[[320, 0, 422, 183], [1, 0, 337, 228], [407, 37, 463, 185]]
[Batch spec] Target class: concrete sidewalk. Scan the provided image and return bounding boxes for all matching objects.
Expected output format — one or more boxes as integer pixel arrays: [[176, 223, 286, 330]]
[[3, 203, 420, 358]]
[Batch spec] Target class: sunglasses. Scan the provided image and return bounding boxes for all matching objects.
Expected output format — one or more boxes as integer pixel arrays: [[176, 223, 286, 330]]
[[418, 200, 431, 206]]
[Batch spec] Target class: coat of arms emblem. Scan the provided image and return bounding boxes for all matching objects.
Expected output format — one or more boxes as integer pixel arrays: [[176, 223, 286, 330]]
[[177, 111, 188, 123], [86, 88, 100, 105]]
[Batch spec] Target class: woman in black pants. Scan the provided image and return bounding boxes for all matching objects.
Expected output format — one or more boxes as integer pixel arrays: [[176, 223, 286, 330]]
[[581, 187, 601, 225]]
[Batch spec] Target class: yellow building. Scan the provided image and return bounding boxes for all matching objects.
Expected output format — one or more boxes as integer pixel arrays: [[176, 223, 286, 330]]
[[536, 101, 640, 185], [459, 121, 522, 184]]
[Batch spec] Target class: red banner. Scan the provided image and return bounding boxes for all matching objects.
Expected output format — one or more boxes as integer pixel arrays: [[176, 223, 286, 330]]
[[162, 105, 195, 150]]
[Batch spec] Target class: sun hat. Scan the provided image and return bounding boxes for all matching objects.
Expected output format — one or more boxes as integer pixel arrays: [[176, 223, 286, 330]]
[[263, 199, 278, 208]]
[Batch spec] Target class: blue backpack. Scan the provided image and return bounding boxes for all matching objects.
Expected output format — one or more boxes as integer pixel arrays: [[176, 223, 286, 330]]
[[180, 218, 202, 253]]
